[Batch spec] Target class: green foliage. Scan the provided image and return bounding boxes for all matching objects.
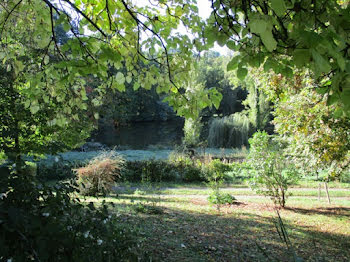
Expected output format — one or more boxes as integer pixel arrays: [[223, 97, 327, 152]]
[[183, 117, 202, 147], [205, 159, 236, 208], [123, 160, 179, 182], [265, 70, 350, 179], [0, 172, 137, 261], [75, 151, 125, 196], [207, 113, 252, 148], [229, 67, 273, 132], [37, 160, 78, 181], [168, 153, 204, 182], [208, 0, 350, 113], [197, 52, 245, 116], [248, 131, 299, 207], [208, 191, 236, 205], [123, 157, 204, 183], [205, 159, 226, 190]]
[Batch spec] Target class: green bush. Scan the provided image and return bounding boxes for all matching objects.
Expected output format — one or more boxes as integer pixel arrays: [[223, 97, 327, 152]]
[[208, 191, 236, 205], [37, 161, 77, 181], [248, 131, 300, 207], [24, 161, 37, 177], [123, 160, 177, 182], [123, 158, 204, 183], [168, 153, 204, 182], [0, 171, 137, 261]]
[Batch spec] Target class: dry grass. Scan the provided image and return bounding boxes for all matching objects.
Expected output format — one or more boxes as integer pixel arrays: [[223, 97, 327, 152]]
[[75, 151, 124, 195]]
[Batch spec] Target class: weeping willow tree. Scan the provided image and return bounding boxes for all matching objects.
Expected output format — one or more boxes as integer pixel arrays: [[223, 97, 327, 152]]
[[242, 69, 272, 132], [208, 113, 252, 148], [207, 67, 272, 148]]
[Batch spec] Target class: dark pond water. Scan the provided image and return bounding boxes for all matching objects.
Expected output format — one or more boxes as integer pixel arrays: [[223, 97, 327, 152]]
[[93, 120, 185, 149]]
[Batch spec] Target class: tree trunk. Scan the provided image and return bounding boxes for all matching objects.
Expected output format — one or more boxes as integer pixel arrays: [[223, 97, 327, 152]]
[[324, 182, 331, 204], [318, 183, 321, 201]]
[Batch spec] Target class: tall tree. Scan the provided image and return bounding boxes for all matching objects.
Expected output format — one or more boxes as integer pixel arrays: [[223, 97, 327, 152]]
[[0, 0, 221, 163]]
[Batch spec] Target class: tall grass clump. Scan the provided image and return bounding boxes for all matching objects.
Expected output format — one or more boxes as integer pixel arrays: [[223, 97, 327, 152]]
[[75, 151, 124, 196], [207, 113, 252, 148]]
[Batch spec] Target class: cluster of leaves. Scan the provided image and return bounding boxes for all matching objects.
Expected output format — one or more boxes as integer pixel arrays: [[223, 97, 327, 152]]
[[208, 191, 236, 205], [197, 51, 247, 116], [248, 131, 299, 207], [207, 0, 350, 113], [0, 171, 137, 261], [251, 67, 350, 180], [273, 83, 350, 179]]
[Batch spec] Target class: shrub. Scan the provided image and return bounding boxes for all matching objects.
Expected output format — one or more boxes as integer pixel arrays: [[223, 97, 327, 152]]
[[123, 160, 177, 182], [75, 151, 124, 196], [205, 159, 236, 209], [37, 160, 78, 181], [0, 171, 137, 261], [123, 156, 205, 183], [168, 153, 204, 182], [208, 191, 236, 205], [248, 131, 299, 207]]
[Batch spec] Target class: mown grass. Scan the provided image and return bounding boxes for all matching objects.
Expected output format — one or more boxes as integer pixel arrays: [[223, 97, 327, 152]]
[[83, 184, 350, 262], [114, 181, 350, 198]]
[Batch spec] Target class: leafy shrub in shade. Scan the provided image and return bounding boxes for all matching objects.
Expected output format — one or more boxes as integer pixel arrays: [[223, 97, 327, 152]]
[[168, 153, 204, 182], [123, 157, 204, 183], [37, 161, 78, 181], [123, 160, 177, 182], [75, 151, 124, 196], [248, 131, 300, 208], [0, 171, 137, 262]]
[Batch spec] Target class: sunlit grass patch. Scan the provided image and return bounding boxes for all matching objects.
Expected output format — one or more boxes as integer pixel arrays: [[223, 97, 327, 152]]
[[82, 186, 350, 262]]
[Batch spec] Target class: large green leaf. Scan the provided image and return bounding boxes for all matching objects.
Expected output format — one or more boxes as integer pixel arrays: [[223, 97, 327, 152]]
[[270, 0, 287, 17], [237, 67, 248, 81], [311, 49, 331, 74]]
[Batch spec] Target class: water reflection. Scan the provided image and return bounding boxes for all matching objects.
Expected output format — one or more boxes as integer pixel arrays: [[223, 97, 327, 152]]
[[94, 120, 184, 149]]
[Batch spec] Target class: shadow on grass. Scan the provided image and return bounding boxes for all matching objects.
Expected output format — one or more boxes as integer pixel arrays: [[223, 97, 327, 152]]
[[114, 194, 189, 204], [110, 202, 350, 262], [285, 206, 350, 218]]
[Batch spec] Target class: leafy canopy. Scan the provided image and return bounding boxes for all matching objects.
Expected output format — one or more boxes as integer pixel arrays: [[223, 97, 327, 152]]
[[0, 0, 220, 159], [207, 0, 350, 113]]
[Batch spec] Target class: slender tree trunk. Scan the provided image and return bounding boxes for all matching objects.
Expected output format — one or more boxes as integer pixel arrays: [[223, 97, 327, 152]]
[[318, 183, 321, 201], [324, 182, 331, 204], [281, 189, 285, 208], [8, 79, 23, 174], [256, 86, 260, 131]]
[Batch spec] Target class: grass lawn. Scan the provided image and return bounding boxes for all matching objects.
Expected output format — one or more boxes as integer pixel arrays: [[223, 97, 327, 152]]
[[83, 184, 350, 262]]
